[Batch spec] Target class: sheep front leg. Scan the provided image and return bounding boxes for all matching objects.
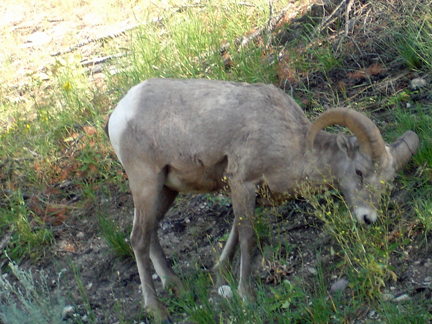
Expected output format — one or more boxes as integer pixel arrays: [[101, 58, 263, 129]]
[[232, 182, 257, 301], [214, 182, 257, 301]]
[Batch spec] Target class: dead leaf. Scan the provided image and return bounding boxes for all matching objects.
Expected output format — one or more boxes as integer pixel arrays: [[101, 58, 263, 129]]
[[83, 125, 97, 135]]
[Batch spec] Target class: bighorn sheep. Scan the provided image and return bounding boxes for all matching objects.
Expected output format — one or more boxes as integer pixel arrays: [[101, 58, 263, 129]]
[[105, 78, 419, 323]]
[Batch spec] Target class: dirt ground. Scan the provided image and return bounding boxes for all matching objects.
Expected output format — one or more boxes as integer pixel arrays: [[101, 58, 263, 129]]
[[1, 1, 431, 323], [23, 188, 432, 323]]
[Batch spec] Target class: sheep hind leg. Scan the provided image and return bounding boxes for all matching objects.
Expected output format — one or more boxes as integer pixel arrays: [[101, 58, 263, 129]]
[[129, 172, 174, 323], [149, 186, 185, 297]]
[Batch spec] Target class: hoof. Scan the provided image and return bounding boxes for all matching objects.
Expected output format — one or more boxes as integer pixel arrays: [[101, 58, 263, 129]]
[[145, 303, 170, 324]]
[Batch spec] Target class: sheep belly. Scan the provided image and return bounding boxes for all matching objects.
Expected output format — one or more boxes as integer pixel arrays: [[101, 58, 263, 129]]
[[165, 155, 228, 194], [165, 165, 226, 193]]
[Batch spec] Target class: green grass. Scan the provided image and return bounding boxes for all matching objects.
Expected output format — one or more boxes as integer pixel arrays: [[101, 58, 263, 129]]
[[114, 1, 275, 85], [393, 5, 432, 71], [97, 210, 134, 259], [1, 0, 432, 322]]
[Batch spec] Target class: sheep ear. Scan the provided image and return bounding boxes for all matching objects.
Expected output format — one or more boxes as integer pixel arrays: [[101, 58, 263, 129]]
[[337, 135, 357, 157]]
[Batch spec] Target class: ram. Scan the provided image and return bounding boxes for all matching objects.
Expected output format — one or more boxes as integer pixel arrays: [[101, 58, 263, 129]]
[[105, 78, 419, 323]]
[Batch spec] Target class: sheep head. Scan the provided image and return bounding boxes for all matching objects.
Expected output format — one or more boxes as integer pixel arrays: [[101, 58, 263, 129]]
[[306, 108, 419, 224]]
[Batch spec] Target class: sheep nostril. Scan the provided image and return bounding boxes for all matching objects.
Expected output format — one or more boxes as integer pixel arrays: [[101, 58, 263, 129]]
[[363, 215, 372, 225]]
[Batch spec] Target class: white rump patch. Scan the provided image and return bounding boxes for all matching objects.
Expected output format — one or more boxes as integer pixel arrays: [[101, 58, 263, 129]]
[[108, 83, 144, 165]]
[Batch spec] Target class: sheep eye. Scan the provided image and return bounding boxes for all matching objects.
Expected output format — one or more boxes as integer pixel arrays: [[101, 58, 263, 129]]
[[355, 169, 363, 177]]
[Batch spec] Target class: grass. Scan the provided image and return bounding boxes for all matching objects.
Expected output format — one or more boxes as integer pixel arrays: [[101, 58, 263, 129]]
[[0, 0, 432, 322]]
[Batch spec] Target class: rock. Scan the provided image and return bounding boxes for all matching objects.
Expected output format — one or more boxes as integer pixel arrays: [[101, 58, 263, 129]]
[[410, 77, 427, 90], [330, 278, 349, 292], [368, 310, 379, 319], [22, 32, 52, 48], [62, 305, 75, 319], [76, 232, 85, 239], [307, 267, 317, 275], [393, 294, 410, 303], [217, 285, 233, 298]]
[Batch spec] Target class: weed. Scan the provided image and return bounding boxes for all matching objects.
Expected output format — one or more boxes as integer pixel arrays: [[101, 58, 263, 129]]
[[0, 257, 66, 324], [303, 186, 400, 299]]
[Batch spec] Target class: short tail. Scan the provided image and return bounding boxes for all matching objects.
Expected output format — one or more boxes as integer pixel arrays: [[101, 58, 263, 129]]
[[104, 113, 111, 139]]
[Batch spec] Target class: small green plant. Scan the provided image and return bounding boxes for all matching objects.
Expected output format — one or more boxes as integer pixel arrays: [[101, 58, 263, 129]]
[[71, 262, 96, 323], [268, 279, 304, 311], [1, 192, 54, 261], [414, 199, 432, 242], [98, 211, 134, 259], [0, 257, 66, 324]]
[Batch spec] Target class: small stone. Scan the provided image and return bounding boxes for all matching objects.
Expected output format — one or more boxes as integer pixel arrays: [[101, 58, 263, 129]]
[[307, 267, 317, 275], [62, 305, 75, 319], [330, 278, 349, 292], [152, 273, 159, 280], [368, 310, 379, 319], [23, 32, 52, 47], [76, 232, 85, 239], [85, 282, 93, 290], [410, 78, 427, 90], [218, 285, 233, 298], [393, 294, 410, 303]]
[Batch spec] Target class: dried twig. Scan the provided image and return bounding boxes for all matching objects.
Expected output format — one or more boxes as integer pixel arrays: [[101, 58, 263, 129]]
[[80, 53, 127, 67], [344, 0, 355, 37], [51, 1, 213, 57], [51, 22, 149, 56], [23, 147, 42, 159], [316, 0, 347, 33]]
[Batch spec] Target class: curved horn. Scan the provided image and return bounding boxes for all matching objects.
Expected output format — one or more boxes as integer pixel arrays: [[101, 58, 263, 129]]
[[306, 108, 386, 162], [391, 131, 419, 170]]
